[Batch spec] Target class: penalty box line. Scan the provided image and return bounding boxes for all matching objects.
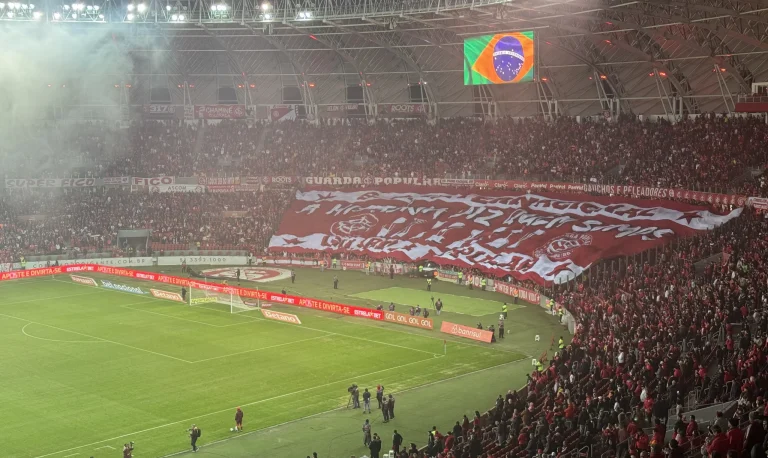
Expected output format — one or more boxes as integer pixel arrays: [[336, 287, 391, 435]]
[[60, 276, 441, 363], [33, 354, 442, 458]]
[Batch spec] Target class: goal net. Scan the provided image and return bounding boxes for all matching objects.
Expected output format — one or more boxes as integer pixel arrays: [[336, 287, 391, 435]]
[[187, 281, 260, 314]]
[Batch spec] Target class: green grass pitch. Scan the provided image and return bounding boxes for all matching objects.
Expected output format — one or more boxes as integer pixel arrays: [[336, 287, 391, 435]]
[[351, 286, 524, 316], [0, 266, 565, 458]]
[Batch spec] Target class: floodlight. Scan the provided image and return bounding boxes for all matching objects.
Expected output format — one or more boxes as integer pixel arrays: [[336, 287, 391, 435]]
[[0, 3, 5, 7], [33, 10, 41, 18], [171, 13, 177, 19], [98, 13, 103, 18], [126, 3, 134, 11], [178, 13, 184, 20], [71, 12, 76, 17], [86, 5, 92, 10], [29, 2, 34, 7], [6, 10, 12, 16], [136, 3, 146, 12], [261, 2, 270, 10], [20, 3, 27, 9], [52, 11, 60, 18], [263, 12, 271, 19], [62, 4, 69, 9], [165, 4, 171, 10], [126, 12, 134, 19]]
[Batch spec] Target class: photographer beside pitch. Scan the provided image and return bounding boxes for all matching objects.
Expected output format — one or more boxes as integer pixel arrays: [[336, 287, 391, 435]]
[[188, 424, 201, 452], [122, 441, 134, 458]]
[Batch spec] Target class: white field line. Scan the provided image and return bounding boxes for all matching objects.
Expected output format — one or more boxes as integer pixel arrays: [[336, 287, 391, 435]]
[[61, 277, 443, 358], [0, 309, 193, 364], [120, 305, 252, 328], [21, 323, 106, 344], [159, 354, 530, 457], [33, 354, 443, 458], [288, 287, 525, 356], [190, 335, 328, 363], [205, 304, 442, 357], [0, 290, 108, 308]]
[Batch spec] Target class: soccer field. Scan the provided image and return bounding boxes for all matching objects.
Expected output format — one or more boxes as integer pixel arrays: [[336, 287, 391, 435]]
[[351, 286, 523, 316], [0, 267, 563, 458]]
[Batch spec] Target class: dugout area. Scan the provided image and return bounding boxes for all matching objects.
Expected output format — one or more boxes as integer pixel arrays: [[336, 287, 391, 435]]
[[0, 265, 563, 458]]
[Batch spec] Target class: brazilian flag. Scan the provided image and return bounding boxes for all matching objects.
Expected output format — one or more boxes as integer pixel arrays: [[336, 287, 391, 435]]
[[464, 31, 535, 85]]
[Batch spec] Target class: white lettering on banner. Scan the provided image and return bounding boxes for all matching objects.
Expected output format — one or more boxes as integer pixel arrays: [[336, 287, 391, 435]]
[[749, 197, 768, 210], [132, 177, 175, 186], [149, 184, 205, 193], [70, 275, 98, 286], [100, 280, 146, 295], [270, 188, 742, 285], [156, 256, 248, 266], [150, 289, 185, 302], [102, 177, 131, 185], [198, 177, 240, 186], [206, 185, 236, 193], [4, 178, 96, 188], [17, 257, 153, 270]]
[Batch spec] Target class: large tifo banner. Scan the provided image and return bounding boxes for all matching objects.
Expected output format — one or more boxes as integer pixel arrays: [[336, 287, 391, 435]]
[[269, 187, 742, 285]]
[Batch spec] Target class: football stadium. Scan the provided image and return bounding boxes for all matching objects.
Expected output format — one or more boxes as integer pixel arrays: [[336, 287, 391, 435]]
[[1, 1, 768, 458]]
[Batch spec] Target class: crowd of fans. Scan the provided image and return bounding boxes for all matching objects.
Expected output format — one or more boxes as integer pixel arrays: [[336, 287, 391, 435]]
[[0, 188, 292, 261], [395, 207, 768, 458], [2, 115, 768, 457], [2, 115, 766, 193]]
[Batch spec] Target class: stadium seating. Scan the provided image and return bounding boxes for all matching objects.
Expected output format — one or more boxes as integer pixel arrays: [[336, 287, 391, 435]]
[[2, 116, 768, 458], [3, 116, 767, 190]]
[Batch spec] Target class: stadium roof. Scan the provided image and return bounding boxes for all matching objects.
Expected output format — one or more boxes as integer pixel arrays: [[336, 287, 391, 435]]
[[4, 0, 768, 116]]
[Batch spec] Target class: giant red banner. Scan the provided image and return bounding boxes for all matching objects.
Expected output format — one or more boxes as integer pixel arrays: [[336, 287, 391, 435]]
[[194, 105, 247, 119], [269, 187, 741, 285]]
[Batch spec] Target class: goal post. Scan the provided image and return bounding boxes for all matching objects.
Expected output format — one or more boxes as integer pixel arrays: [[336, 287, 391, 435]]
[[187, 281, 260, 314]]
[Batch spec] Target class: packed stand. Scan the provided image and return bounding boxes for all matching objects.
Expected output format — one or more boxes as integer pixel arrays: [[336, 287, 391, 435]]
[[0, 188, 293, 260], [3, 116, 767, 194], [405, 209, 768, 458]]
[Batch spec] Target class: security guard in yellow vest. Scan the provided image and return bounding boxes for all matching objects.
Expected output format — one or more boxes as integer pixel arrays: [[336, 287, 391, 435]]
[[536, 360, 544, 373], [427, 278, 432, 291], [558, 336, 565, 350], [501, 303, 508, 319], [366, 261, 371, 275], [480, 278, 487, 291], [548, 299, 555, 315], [418, 265, 423, 275], [332, 258, 338, 269], [457, 271, 463, 285], [558, 306, 564, 323], [20, 256, 27, 270]]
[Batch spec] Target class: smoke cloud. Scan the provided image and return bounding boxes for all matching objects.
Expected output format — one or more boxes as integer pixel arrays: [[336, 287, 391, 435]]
[[0, 25, 136, 178]]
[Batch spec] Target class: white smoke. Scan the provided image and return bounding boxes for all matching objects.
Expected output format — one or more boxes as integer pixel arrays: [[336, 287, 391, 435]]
[[0, 25, 137, 177]]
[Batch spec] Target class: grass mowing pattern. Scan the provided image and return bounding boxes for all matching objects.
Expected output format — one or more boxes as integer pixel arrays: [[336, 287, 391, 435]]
[[0, 270, 535, 458], [351, 286, 523, 316]]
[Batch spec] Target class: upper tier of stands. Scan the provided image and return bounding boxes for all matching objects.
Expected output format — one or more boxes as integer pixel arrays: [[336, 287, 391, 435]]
[[2, 116, 766, 194]]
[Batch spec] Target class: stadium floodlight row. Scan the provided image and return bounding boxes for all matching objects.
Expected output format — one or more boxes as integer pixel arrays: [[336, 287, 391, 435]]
[[0, 0, 507, 23]]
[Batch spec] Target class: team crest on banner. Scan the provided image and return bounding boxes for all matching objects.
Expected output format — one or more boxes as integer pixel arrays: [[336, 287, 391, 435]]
[[330, 214, 379, 237], [534, 233, 593, 261]]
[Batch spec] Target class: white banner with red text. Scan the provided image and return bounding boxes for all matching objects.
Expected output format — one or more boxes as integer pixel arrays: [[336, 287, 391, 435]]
[[149, 184, 205, 193], [269, 187, 741, 285], [194, 105, 247, 119]]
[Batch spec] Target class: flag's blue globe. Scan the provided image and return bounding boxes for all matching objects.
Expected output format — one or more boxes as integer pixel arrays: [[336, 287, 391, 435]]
[[493, 36, 526, 82]]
